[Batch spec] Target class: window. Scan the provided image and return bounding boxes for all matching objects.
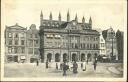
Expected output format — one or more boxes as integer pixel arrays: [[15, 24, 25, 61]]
[[28, 48, 33, 54], [8, 40, 12, 45], [8, 47, 12, 53], [8, 33, 12, 38], [29, 40, 33, 46], [21, 40, 25, 45], [14, 47, 18, 53], [21, 47, 25, 53], [34, 48, 39, 54], [34, 40, 38, 46], [15, 33, 18, 38], [15, 40, 18, 45]]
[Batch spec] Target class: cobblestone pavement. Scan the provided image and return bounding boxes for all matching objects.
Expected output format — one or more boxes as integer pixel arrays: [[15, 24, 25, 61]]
[[4, 62, 123, 78]]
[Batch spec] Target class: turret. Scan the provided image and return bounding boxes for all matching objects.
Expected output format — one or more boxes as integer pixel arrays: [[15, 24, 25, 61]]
[[49, 12, 52, 20], [82, 16, 85, 23], [67, 10, 70, 22], [40, 11, 43, 26], [89, 16, 92, 28], [58, 12, 61, 21], [75, 13, 78, 22]]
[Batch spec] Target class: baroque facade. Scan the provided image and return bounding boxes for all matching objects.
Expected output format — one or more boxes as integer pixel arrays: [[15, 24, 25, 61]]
[[39, 11, 100, 62]]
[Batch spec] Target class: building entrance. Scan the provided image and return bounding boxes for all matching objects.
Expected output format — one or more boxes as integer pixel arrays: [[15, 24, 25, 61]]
[[72, 53, 77, 62], [47, 53, 52, 62], [55, 53, 60, 62]]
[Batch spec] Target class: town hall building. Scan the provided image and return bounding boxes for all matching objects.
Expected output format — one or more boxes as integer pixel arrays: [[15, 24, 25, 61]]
[[39, 11, 100, 62]]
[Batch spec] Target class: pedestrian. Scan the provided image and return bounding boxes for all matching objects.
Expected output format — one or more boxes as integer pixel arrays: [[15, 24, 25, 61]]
[[94, 61, 97, 70], [36, 59, 39, 66], [83, 62, 86, 71], [73, 61, 78, 74], [46, 60, 48, 69], [81, 62, 83, 69], [56, 63, 58, 70], [86, 59, 88, 64], [63, 61, 67, 76]]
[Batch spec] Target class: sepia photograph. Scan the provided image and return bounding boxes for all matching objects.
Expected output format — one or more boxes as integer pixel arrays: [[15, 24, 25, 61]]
[[0, 0, 127, 81]]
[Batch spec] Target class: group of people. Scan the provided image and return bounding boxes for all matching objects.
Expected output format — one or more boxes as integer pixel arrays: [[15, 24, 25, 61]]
[[36, 58, 97, 76]]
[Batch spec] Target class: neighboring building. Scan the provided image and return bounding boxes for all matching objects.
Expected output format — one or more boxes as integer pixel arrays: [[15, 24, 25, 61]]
[[99, 32, 106, 56], [39, 11, 100, 62], [26, 24, 40, 63], [5, 23, 40, 63], [5, 23, 27, 63], [105, 27, 118, 60], [116, 30, 124, 62]]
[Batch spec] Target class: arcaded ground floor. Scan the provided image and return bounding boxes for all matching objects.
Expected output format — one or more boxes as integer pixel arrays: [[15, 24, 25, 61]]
[[5, 49, 99, 63]]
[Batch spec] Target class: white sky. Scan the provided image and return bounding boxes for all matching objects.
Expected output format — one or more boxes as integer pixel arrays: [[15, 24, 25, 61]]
[[1, 0, 127, 31]]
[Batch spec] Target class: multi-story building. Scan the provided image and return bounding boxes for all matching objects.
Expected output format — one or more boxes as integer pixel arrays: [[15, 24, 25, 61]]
[[5, 23, 27, 63], [105, 27, 118, 60], [99, 32, 106, 56], [39, 11, 100, 62], [26, 24, 40, 63]]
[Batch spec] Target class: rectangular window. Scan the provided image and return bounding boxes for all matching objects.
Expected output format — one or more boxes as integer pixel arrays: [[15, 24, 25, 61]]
[[14, 47, 18, 53], [15, 33, 19, 38], [21, 47, 25, 53], [34, 48, 38, 54], [15, 40, 18, 45], [8, 47, 12, 53], [29, 40, 33, 47], [30, 34, 33, 38], [8, 33, 12, 38], [8, 40, 12, 45], [28, 48, 33, 54], [21, 40, 25, 45]]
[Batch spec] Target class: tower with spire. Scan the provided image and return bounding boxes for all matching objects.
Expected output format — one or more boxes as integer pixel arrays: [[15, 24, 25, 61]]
[[89, 16, 92, 28], [40, 11, 43, 26], [75, 13, 78, 22], [58, 12, 61, 22], [82, 16, 85, 24], [49, 12, 52, 20], [67, 10, 70, 22]]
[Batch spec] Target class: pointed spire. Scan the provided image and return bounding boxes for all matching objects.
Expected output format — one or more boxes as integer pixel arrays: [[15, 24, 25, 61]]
[[40, 10, 43, 17], [82, 16, 85, 23], [89, 16, 92, 23], [67, 10, 70, 22], [50, 12, 52, 20], [75, 13, 78, 22], [58, 12, 61, 21], [40, 10, 43, 26], [89, 16, 92, 29]]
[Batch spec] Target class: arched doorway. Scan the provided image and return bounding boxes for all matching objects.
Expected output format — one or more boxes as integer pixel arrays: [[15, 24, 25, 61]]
[[81, 53, 85, 62], [94, 53, 98, 58], [47, 53, 52, 62], [87, 53, 91, 61], [72, 53, 77, 62], [63, 53, 67, 62], [55, 53, 60, 62]]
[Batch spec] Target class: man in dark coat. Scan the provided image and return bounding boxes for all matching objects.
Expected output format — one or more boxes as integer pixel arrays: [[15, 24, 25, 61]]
[[36, 59, 39, 66], [63, 61, 67, 76], [73, 61, 78, 74], [94, 61, 97, 70], [46, 60, 48, 69]]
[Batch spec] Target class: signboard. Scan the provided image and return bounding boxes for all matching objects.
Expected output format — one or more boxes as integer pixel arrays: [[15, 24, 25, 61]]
[[20, 56, 26, 59]]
